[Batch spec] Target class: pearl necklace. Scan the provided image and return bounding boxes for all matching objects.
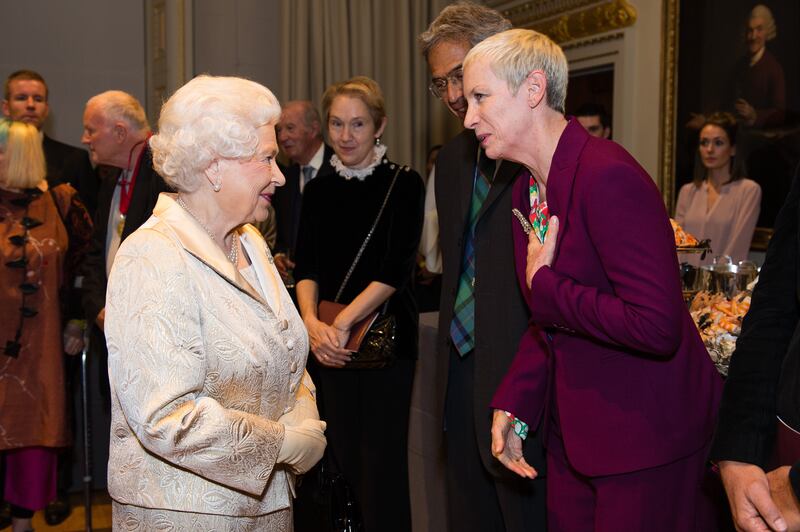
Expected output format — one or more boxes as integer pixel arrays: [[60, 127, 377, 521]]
[[177, 196, 239, 265]]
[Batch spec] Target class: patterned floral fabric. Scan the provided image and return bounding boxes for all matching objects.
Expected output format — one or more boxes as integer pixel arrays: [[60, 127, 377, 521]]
[[528, 173, 550, 245], [105, 194, 312, 517], [112, 501, 292, 531]]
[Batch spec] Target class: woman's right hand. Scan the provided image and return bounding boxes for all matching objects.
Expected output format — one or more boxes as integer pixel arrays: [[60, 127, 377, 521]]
[[278, 418, 327, 475], [305, 317, 351, 368]]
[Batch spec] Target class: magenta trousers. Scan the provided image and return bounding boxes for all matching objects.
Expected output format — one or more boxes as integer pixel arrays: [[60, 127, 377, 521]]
[[545, 424, 717, 532], [3, 446, 58, 511]]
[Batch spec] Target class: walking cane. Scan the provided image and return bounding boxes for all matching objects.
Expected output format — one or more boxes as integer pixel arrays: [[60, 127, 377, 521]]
[[80, 331, 93, 531]]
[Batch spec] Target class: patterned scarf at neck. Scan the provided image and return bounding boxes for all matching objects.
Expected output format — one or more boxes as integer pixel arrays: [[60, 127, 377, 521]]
[[529, 175, 550, 244]]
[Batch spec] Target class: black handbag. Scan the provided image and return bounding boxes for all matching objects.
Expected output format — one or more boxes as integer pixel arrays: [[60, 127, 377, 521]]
[[318, 459, 363, 531], [317, 166, 402, 369]]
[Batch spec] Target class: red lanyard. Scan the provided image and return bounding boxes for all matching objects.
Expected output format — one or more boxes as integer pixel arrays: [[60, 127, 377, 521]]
[[119, 135, 150, 216]]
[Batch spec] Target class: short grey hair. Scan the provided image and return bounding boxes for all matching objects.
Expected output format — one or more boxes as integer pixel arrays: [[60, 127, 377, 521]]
[[150, 75, 280, 193], [464, 28, 568, 114], [418, 1, 511, 60], [750, 4, 777, 41], [86, 90, 150, 133], [283, 100, 323, 139]]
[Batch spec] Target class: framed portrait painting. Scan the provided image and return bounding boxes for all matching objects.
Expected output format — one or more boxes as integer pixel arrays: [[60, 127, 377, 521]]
[[663, 0, 800, 232]]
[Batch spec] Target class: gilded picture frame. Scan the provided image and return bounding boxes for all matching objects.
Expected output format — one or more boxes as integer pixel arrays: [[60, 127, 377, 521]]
[[663, 0, 800, 234]]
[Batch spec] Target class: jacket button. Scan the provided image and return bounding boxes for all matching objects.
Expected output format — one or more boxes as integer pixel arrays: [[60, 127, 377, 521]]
[[280, 319, 289, 331], [286, 338, 295, 350], [289, 382, 297, 393], [290, 361, 298, 373]]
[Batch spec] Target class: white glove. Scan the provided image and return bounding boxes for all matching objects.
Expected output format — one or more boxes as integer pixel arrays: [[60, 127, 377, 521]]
[[278, 372, 320, 428], [278, 417, 326, 475]]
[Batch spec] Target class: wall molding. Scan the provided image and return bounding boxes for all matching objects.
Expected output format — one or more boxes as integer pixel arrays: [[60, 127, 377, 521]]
[[503, 0, 637, 44], [659, 0, 679, 208]]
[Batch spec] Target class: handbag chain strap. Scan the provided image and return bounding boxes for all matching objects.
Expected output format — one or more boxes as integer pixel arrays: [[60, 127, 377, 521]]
[[334, 165, 403, 302]]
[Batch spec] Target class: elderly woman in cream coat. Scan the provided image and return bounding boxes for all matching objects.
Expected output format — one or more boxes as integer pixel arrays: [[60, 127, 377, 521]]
[[104, 75, 326, 530]]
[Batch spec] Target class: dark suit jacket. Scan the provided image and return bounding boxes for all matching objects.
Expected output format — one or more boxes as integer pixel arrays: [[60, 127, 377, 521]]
[[493, 120, 723, 477], [435, 128, 545, 477], [43, 135, 99, 217], [272, 143, 335, 254], [82, 146, 171, 331], [711, 165, 800, 468]]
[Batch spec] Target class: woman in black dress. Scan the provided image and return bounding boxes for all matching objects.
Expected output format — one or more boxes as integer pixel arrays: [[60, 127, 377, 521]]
[[295, 76, 424, 531]]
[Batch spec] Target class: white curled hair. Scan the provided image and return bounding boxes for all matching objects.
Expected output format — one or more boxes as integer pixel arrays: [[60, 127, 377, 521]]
[[150, 75, 281, 192], [750, 4, 777, 41]]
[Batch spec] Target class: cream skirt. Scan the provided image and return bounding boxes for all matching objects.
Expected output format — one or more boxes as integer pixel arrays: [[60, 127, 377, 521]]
[[112, 501, 292, 531]]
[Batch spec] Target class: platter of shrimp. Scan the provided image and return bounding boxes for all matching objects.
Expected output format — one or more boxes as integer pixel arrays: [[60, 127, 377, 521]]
[[689, 290, 752, 376]]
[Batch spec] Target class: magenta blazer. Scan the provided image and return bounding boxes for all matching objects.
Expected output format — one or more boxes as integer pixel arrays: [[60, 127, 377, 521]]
[[492, 120, 723, 477]]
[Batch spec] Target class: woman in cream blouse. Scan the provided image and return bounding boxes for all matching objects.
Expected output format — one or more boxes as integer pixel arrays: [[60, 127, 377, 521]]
[[675, 111, 761, 265], [104, 75, 325, 530]]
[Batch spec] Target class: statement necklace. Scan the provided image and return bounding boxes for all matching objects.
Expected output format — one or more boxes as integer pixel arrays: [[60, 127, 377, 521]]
[[176, 196, 239, 264]]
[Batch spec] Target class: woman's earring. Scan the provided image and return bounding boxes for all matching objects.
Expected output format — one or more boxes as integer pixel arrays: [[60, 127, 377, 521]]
[[375, 137, 382, 146], [212, 178, 221, 192]]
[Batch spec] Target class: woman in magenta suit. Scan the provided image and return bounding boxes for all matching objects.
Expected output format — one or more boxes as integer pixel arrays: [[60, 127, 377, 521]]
[[461, 29, 724, 530]]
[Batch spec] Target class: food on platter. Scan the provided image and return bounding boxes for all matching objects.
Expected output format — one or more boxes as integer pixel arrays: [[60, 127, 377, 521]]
[[671, 218, 699, 248], [690, 290, 751, 376]]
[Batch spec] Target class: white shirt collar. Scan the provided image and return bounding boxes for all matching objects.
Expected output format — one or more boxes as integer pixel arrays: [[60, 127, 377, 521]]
[[306, 142, 325, 173], [750, 47, 766, 66]]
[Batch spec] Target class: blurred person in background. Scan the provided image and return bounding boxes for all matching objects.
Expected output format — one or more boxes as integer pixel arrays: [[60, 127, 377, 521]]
[[0, 119, 92, 532], [295, 76, 424, 532], [675, 111, 761, 264]]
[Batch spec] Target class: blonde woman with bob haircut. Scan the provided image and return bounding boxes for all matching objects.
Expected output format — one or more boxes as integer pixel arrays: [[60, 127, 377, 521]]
[[104, 75, 325, 530], [0, 119, 93, 532], [294, 76, 425, 531], [463, 29, 722, 530]]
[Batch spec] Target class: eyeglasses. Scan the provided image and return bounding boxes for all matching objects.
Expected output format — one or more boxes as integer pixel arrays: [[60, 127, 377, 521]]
[[429, 66, 463, 99]]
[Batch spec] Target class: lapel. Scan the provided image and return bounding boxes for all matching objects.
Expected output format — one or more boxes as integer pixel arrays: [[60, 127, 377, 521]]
[[153, 194, 267, 306], [239, 225, 284, 316], [479, 158, 522, 221], [95, 165, 121, 228], [454, 131, 478, 231], [123, 147, 162, 240], [545, 119, 589, 261]]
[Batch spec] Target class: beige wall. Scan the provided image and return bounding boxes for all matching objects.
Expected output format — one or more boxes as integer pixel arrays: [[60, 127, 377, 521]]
[[619, 0, 663, 180], [0, 0, 665, 177], [0, 0, 146, 148], [193, 0, 283, 98]]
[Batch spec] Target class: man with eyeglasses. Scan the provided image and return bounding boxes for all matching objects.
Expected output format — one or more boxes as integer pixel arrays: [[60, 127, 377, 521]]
[[418, 3, 546, 531]]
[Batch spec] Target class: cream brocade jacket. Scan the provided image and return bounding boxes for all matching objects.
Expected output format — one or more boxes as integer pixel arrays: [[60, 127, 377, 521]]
[[105, 193, 312, 516]]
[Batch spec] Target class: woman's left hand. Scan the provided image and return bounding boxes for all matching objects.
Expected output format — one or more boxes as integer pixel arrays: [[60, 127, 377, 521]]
[[306, 317, 351, 368], [526, 216, 559, 289], [490, 409, 537, 479], [62, 321, 85, 356]]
